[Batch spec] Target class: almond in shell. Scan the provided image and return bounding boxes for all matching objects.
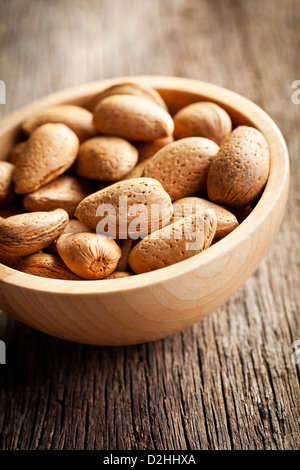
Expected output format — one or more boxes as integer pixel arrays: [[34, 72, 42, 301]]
[[136, 136, 174, 162], [0, 161, 15, 206], [89, 81, 168, 111], [74, 177, 173, 239], [207, 126, 269, 207], [9, 141, 27, 165], [0, 208, 68, 261], [22, 104, 97, 142], [143, 137, 219, 200], [172, 196, 239, 239], [74, 136, 138, 181], [173, 102, 232, 145], [128, 209, 217, 274], [23, 175, 94, 217], [16, 253, 81, 280]]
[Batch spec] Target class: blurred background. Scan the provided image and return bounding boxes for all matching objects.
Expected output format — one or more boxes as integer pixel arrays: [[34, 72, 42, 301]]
[[0, 0, 299, 450]]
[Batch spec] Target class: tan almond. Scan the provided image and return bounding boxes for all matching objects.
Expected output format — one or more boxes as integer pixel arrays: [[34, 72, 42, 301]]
[[120, 157, 153, 180], [103, 271, 133, 280], [0, 208, 69, 261], [174, 102, 232, 145], [143, 137, 219, 200], [9, 141, 27, 165], [46, 219, 94, 255], [75, 177, 173, 239], [22, 104, 97, 142], [56, 233, 121, 280], [172, 197, 239, 239], [89, 81, 168, 111], [128, 209, 217, 274], [0, 161, 15, 206], [16, 253, 81, 280], [23, 175, 94, 217], [136, 136, 174, 162], [13, 123, 79, 194], [93, 94, 174, 141], [207, 126, 270, 207], [74, 136, 138, 181]]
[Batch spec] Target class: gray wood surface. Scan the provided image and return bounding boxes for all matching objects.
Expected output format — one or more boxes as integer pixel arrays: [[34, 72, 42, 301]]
[[0, 0, 299, 450]]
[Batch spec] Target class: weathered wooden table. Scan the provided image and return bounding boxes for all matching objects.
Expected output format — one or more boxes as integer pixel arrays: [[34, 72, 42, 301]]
[[0, 0, 299, 450]]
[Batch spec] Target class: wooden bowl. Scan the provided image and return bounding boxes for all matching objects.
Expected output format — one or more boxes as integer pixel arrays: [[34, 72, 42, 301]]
[[0, 77, 289, 345]]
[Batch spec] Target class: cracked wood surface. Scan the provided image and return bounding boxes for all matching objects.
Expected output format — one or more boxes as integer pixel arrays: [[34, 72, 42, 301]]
[[0, 0, 299, 450]]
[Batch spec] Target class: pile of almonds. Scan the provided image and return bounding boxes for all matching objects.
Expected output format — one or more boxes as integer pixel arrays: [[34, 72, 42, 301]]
[[0, 81, 270, 280]]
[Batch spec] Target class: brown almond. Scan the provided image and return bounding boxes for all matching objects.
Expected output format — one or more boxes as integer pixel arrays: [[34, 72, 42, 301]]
[[143, 137, 219, 200], [0, 161, 15, 206], [89, 81, 168, 111], [136, 136, 174, 162], [56, 233, 121, 280], [207, 126, 270, 207], [13, 123, 79, 194], [23, 175, 94, 217], [116, 239, 133, 271], [22, 104, 97, 142], [46, 219, 94, 255], [16, 253, 81, 280], [103, 271, 133, 280], [174, 102, 232, 145], [0, 208, 68, 261], [75, 177, 173, 239], [0, 202, 24, 219], [93, 94, 174, 141], [128, 209, 217, 274], [172, 197, 239, 239], [9, 141, 27, 165], [74, 136, 138, 181]]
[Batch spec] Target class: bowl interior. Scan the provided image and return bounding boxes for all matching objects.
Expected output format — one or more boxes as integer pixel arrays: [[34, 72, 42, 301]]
[[0, 76, 289, 295]]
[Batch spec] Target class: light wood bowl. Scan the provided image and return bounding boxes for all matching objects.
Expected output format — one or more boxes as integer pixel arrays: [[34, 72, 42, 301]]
[[0, 77, 289, 345]]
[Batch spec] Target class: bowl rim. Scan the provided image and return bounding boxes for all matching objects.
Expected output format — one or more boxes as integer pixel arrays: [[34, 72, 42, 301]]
[[0, 75, 290, 295]]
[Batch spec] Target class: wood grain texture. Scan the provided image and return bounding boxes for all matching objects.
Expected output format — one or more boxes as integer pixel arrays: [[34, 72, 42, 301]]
[[0, 0, 299, 450]]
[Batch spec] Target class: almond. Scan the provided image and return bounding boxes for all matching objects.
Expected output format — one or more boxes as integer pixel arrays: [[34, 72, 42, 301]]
[[74, 136, 138, 181], [16, 253, 81, 280], [120, 157, 153, 180], [136, 136, 174, 162], [172, 196, 239, 239], [173, 102, 232, 145], [9, 141, 27, 165], [0, 202, 23, 219], [93, 95, 174, 141], [56, 233, 121, 280], [75, 177, 173, 239], [13, 123, 79, 194], [89, 81, 168, 111], [128, 209, 217, 274], [116, 239, 133, 271], [0, 208, 68, 261], [207, 126, 270, 207], [22, 104, 97, 142], [46, 218, 94, 255], [23, 175, 94, 216], [103, 271, 133, 280], [0, 161, 15, 206], [143, 137, 219, 200]]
